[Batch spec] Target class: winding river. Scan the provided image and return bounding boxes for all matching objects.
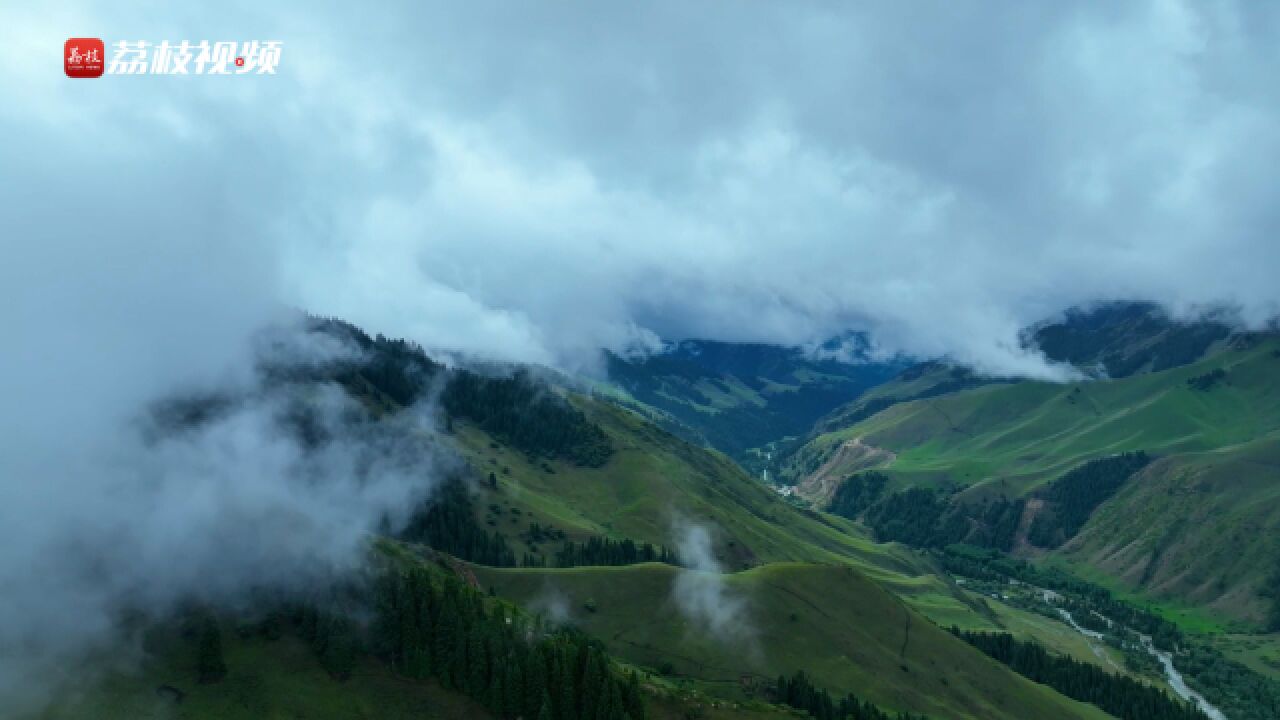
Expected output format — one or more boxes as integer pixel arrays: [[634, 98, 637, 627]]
[[1037, 588, 1226, 720]]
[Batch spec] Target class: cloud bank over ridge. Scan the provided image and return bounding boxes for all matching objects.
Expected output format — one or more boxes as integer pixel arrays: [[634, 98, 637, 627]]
[[6, 2, 1280, 377]]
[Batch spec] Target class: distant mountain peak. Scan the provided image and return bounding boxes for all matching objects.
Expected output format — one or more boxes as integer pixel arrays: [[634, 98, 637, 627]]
[[1024, 300, 1234, 378]]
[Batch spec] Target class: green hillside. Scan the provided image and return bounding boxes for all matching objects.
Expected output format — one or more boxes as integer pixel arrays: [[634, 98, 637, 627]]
[[1026, 302, 1232, 379], [792, 337, 1280, 493], [34, 317, 1202, 720], [601, 338, 903, 471], [450, 395, 942, 588], [780, 301, 1237, 487], [328, 320, 1110, 716], [473, 562, 1112, 720], [34, 548, 801, 720], [1061, 434, 1280, 624], [787, 334, 1280, 624], [452, 387, 1153, 668], [37, 627, 497, 720], [444, 388, 1164, 718]]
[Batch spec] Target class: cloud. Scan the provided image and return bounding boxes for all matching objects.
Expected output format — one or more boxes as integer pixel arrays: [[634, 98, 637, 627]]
[[671, 522, 751, 643], [529, 583, 573, 627], [6, 2, 1280, 378], [0, 321, 446, 714]]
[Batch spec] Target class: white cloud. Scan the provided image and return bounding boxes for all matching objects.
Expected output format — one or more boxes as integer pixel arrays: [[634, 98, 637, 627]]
[[671, 522, 751, 642], [7, 1, 1279, 375]]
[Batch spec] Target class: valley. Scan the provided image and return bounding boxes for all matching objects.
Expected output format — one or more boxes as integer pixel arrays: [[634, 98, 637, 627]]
[[25, 308, 1280, 720], [11, 7, 1280, 720]]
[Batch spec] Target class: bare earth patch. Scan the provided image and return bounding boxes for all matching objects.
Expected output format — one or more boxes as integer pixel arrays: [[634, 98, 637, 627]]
[[795, 436, 894, 508]]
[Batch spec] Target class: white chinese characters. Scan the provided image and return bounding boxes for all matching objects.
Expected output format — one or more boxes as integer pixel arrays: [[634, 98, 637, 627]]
[[66, 45, 102, 65], [105, 41, 282, 75]]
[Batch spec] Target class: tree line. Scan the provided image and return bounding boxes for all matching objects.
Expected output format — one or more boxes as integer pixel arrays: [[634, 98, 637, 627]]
[[827, 475, 1023, 552], [826, 471, 888, 519], [774, 670, 925, 720], [441, 369, 613, 468], [1026, 452, 1150, 548], [937, 545, 1183, 650], [403, 476, 518, 567], [306, 315, 614, 467], [191, 563, 649, 720], [937, 545, 1280, 720], [372, 564, 646, 720], [951, 629, 1206, 720], [828, 453, 1152, 554], [1186, 368, 1226, 391], [553, 536, 678, 568]]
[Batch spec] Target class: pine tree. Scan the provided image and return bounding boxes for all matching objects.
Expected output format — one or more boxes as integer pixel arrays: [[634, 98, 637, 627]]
[[319, 614, 358, 681], [538, 690, 554, 720], [523, 650, 545, 720], [559, 651, 577, 720], [624, 670, 645, 720]]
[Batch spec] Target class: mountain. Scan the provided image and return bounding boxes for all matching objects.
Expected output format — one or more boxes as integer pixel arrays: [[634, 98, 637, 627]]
[[602, 336, 906, 471], [755, 303, 1280, 720], [475, 562, 1111, 720], [779, 301, 1244, 488], [785, 327, 1280, 626], [38, 317, 1169, 720], [1026, 301, 1235, 379]]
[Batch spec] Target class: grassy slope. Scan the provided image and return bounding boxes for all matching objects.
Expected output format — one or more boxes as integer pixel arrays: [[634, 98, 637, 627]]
[[454, 397, 940, 589], [474, 562, 1111, 720], [460, 395, 1027, 641], [36, 630, 495, 720], [1209, 633, 1280, 682], [39, 386, 1125, 720], [778, 364, 1008, 486], [600, 342, 902, 468], [35, 545, 803, 720], [1056, 432, 1280, 626], [789, 337, 1280, 624], [799, 338, 1280, 493], [456, 395, 1132, 715]]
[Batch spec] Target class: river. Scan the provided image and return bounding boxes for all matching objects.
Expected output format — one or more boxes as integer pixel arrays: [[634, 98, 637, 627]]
[[1036, 588, 1226, 720]]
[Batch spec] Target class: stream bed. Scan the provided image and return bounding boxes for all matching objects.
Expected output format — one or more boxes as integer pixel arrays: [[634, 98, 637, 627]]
[[1037, 588, 1226, 719]]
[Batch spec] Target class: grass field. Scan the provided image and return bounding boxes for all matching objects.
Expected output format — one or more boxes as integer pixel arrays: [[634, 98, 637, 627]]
[[35, 626, 495, 720], [787, 337, 1280, 625], [451, 392, 1146, 715], [792, 338, 1280, 494], [1210, 633, 1280, 682], [1044, 553, 1243, 634], [32, 551, 809, 720], [475, 562, 1112, 720], [452, 397, 960, 597]]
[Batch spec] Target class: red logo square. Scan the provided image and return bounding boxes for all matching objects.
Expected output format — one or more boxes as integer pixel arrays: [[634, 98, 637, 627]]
[[65, 38, 105, 78]]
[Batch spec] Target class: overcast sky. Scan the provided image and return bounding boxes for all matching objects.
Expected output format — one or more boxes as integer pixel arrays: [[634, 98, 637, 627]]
[[2, 1, 1279, 709], [3, 1, 1280, 380]]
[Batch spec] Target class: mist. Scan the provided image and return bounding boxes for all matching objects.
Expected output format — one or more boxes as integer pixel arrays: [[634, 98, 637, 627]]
[[671, 523, 752, 643], [0, 45, 448, 707], [529, 584, 574, 627], [0, 320, 448, 714]]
